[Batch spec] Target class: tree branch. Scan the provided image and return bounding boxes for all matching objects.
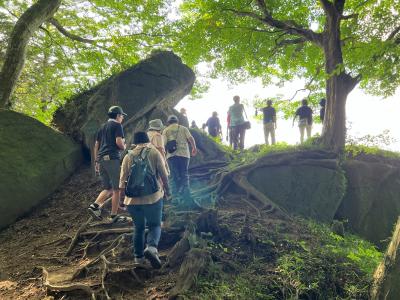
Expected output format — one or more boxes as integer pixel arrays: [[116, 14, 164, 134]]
[[255, 0, 323, 46], [48, 18, 98, 45], [387, 26, 400, 41]]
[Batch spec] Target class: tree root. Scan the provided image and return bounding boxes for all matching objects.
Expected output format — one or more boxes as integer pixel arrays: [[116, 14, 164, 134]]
[[41, 267, 97, 300], [66, 217, 93, 256]]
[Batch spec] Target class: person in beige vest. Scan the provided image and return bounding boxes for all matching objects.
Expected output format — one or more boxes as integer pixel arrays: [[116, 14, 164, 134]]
[[147, 119, 169, 175]]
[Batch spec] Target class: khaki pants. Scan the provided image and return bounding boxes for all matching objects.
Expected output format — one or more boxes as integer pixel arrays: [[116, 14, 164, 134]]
[[299, 124, 312, 143], [263, 123, 276, 145]]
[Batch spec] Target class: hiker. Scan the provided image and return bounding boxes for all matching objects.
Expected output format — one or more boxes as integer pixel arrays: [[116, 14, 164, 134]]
[[228, 95, 248, 150], [88, 105, 127, 223], [293, 99, 313, 143], [190, 120, 199, 129], [261, 99, 277, 145], [319, 98, 326, 123], [147, 119, 169, 175], [162, 115, 198, 207], [180, 107, 189, 127], [205, 111, 222, 138], [119, 132, 171, 268]]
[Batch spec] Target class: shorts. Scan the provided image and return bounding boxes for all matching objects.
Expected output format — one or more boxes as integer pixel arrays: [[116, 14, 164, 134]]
[[99, 159, 121, 190]]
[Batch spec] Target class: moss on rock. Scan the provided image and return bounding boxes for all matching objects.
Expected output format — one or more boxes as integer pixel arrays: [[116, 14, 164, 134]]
[[0, 110, 82, 230]]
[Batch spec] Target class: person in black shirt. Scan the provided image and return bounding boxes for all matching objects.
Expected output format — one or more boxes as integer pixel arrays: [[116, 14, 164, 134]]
[[319, 98, 326, 123], [205, 111, 222, 138], [88, 105, 127, 223], [293, 99, 313, 143], [261, 100, 277, 145]]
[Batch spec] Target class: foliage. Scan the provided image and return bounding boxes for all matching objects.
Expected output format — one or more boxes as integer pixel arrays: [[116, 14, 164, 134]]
[[174, 0, 400, 119], [187, 217, 382, 299], [0, 0, 175, 124]]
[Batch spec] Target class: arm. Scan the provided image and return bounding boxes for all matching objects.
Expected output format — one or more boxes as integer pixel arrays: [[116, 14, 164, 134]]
[[155, 151, 171, 197], [116, 137, 126, 150], [93, 140, 100, 173], [119, 155, 130, 189]]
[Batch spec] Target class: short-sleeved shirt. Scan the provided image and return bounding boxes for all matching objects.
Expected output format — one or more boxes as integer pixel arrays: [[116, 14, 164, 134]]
[[206, 116, 221, 136], [162, 124, 193, 159], [262, 106, 276, 124], [96, 119, 124, 160], [295, 106, 313, 125], [228, 104, 245, 127]]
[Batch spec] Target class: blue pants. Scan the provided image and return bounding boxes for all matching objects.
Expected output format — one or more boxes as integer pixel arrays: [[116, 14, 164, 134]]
[[167, 156, 190, 195], [127, 199, 163, 258]]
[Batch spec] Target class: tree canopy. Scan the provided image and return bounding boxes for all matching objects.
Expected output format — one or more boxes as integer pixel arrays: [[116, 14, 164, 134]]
[[0, 0, 174, 123]]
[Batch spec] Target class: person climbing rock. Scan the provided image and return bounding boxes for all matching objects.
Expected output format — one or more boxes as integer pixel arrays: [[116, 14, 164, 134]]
[[180, 107, 189, 127], [261, 99, 277, 145], [162, 115, 198, 208], [147, 119, 169, 175], [88, 105, 128, 223], [190, 120, 199, 129], [205, 111, 222, 138], [228, 95, 247, 150], [293, 99, 313, 143], [119, 132, 171, 268]]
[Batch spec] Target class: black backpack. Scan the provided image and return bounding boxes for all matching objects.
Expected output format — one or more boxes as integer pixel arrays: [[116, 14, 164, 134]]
[[125, 147, 159, 197]]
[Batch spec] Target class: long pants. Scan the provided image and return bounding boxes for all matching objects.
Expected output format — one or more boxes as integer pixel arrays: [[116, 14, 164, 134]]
[[127, 199, 163, 258], [263, 123, 276, 145], [299, 124, 312, 143], [231, 124, 246, 150], [167, 156, 190, 196]]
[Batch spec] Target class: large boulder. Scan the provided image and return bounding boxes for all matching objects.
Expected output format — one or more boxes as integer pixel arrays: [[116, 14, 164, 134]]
[[246, 151, 345, 222], [335, 159, 400, 247], [0, 110, 82, 230], [53, 51, 195, 153]]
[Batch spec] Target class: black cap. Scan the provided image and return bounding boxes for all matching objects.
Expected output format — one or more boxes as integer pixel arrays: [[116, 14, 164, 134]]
[[108, 105, 127, 116], [133, 132, 150, 144]]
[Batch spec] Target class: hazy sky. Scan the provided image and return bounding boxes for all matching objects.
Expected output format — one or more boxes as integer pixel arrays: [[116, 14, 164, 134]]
[[176, 78, 400, 151]]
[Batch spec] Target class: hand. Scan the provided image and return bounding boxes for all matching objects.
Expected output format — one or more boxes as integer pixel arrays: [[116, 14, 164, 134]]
[[191, 147, 197, 156], [164, 190, 172, 201]]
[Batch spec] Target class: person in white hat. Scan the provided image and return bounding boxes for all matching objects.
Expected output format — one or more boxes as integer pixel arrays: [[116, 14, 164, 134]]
[[147, 119, 169, 174], [163, 115, 198, 208]]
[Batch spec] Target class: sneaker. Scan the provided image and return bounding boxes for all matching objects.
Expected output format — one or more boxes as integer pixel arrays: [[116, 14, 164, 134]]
[[109, 215, 131, 224], [134, 257, 145, 264], [144, 246, 161, 269], [88, 204, 102, 220]]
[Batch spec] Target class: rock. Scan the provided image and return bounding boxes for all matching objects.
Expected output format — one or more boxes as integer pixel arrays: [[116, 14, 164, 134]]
[[53, 51, 195, 152], [0, 110, 82, 230], [335, 159, 400, 247], [247, 151, 345, 223]]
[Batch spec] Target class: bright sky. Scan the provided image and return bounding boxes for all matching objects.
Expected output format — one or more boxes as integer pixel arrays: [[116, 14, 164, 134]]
[[175, 78, 400, 151]]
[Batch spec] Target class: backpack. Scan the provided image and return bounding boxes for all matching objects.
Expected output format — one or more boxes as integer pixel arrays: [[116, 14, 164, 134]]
[[125, 147, 159, 197]]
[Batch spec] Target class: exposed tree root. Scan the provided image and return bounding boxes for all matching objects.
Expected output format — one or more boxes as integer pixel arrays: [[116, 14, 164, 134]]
[[66, 216, 93, 256]]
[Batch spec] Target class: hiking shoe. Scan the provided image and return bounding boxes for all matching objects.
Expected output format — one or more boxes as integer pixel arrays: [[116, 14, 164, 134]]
[[108, 215, 131, 224], [134, 256, 146, 264], [88, 204, 102, 220], [144, 246, 161, 269]]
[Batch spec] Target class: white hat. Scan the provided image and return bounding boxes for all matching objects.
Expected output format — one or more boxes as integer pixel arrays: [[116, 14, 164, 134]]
[[148, 119, 164, 131]]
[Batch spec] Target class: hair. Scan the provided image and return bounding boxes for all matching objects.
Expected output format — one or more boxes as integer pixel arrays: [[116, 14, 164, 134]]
[[302, 99, 308, 106], [107, 112, 118, 119], [133, 131, 150, 144], [267, 100, 273, 105], [320, 98, 326, 106], [212, 111, 218, 117], [233, 95, 240, 102], [168, 119, 178, 124]]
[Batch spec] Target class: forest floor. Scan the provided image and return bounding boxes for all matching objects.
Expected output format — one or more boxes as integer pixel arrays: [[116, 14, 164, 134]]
[[0, 162, 381, 299]]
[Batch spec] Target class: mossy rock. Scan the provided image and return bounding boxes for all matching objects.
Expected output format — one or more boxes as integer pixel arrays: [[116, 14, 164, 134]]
[[336, 159, 400, 247], [247, 153, 345, 222], [0, 110, 82, 230]]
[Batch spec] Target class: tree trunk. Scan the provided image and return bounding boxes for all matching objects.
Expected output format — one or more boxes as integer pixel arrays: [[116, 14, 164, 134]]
[[320, 2, 358, 152], [0, 0, 62, 109]]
